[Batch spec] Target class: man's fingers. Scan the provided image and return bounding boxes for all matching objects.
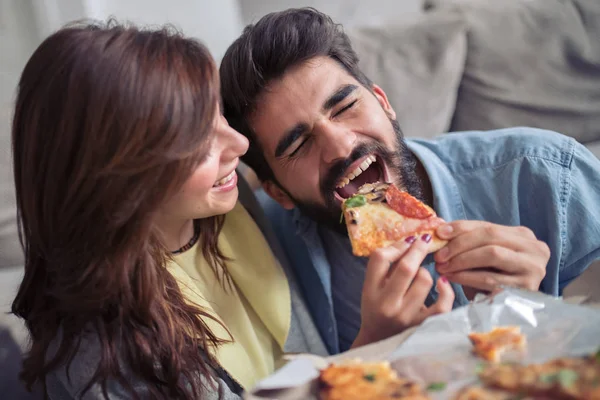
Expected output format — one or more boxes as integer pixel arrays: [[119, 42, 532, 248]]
[[435, 220, 480, 240], [434, 225, 539, 264], [444, 270, 523, 292], [436, 220, 536, 241], [436, 245, 522, 274], [436, 244, 549, 282], [364, 238, 415, 295]]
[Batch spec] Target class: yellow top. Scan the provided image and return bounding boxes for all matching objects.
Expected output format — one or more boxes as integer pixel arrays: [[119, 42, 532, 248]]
[[167, 202, 291, 390]]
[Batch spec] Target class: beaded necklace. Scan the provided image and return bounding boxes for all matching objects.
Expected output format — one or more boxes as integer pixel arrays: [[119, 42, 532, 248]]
[[171, 223, 200, 255]]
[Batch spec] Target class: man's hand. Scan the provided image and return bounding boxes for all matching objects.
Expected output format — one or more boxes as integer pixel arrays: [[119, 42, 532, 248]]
[[352, 234, 454, 348], [434, 221, 550, 294]]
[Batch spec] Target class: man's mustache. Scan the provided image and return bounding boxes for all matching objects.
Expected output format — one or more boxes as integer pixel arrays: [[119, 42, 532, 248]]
[[320, 144, 373, 198], [319, 142, 397, 208]]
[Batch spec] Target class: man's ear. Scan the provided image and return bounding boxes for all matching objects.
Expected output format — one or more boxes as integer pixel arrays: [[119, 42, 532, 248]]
[[372, 84, 397, 120], [262, 180, 295, 210]]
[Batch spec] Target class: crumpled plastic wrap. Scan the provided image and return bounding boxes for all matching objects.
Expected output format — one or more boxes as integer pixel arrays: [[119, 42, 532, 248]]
[[248, 288, 600, 399], [388, 287, 600, 398]]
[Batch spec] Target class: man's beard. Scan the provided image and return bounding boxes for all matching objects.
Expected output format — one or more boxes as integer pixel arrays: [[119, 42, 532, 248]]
[[280, 118, 424, 232]]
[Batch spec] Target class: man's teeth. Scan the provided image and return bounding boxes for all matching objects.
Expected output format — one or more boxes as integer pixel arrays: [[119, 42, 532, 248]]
[[336, 155, 377, 189], [214, 171, 235, 187]]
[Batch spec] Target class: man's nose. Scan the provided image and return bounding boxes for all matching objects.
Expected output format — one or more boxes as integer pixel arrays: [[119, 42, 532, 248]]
[[316, 121, 356, 164]]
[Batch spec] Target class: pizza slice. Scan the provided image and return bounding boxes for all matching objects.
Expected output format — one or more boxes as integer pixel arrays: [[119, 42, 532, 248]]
[[468, 326, 527, 363], [477, 353, 600, 399], [342, 182, 447, 257], [319, 360, 430, 400], [453, 386, 534, 400]]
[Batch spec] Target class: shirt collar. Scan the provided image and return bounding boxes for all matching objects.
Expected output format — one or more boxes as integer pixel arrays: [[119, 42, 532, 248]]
[[407, 139, 469, 306], [406, 139, 467, 222]]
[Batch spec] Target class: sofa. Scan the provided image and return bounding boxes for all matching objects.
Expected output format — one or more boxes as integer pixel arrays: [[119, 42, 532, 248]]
[[1, 0, 599, 397]]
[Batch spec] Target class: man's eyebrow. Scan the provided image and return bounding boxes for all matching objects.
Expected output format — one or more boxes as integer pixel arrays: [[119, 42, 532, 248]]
[[273, 84, 358, 158], [322, 84, 358, 112], [275, 123, 309, 158]]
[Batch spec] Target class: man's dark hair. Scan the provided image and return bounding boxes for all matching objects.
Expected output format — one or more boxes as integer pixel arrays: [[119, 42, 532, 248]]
[[220, 7, 372, 182]]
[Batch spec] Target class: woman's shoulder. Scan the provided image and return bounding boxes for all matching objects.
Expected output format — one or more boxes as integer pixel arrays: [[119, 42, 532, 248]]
[[46, 327, 242, 400], [46, 328, 145, 399]]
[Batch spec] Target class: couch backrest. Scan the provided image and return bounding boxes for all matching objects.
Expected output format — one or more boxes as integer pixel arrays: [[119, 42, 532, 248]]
[[238, 0, 424, 27]]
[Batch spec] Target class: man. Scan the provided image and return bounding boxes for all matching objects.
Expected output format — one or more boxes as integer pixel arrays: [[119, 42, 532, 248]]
[[220, 8, 600, 354]]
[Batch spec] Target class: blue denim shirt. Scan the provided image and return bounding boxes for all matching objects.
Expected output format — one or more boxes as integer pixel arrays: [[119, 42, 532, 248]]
[[257, 128, 600, 355]]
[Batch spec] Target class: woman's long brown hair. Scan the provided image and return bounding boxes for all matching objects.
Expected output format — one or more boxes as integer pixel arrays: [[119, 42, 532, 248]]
[[12, 21, 230, 399]]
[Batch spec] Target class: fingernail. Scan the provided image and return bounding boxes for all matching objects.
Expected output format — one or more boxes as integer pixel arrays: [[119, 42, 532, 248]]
[[421, 233, 432, 243], [435, 276, 448, 292], [437, 247, 449, 261], [405, 235, 417, 244], [439, 224, 453, 236]]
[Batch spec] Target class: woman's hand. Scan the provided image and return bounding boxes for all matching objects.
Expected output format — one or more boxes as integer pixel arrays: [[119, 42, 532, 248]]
[[352, 234, 454, 348]]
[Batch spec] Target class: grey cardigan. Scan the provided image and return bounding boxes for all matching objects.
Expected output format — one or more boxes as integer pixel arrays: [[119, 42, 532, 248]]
[[45, 173, 328, 399]]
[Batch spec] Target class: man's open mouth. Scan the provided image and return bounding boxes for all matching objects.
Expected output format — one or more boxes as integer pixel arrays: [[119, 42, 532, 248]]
[[334, 155, 388, 200]]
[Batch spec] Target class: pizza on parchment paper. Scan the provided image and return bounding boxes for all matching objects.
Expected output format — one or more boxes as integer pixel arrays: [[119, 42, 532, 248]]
[[319, 360, 430, 400], [468, 326, 527, 363]]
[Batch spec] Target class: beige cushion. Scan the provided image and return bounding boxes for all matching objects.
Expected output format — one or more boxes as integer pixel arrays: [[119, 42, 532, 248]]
[[348, 9, 468, 138], [426, 0, 600, 144]]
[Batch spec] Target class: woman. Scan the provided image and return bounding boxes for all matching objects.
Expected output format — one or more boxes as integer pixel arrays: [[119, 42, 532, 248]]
[[11, 22, 327, 399]]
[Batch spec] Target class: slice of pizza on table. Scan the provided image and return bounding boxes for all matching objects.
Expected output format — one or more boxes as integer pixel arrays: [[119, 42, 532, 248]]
[[468, 326, 527, 363], [319, 360, 431, 400], [342, 182, 447, 257]]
